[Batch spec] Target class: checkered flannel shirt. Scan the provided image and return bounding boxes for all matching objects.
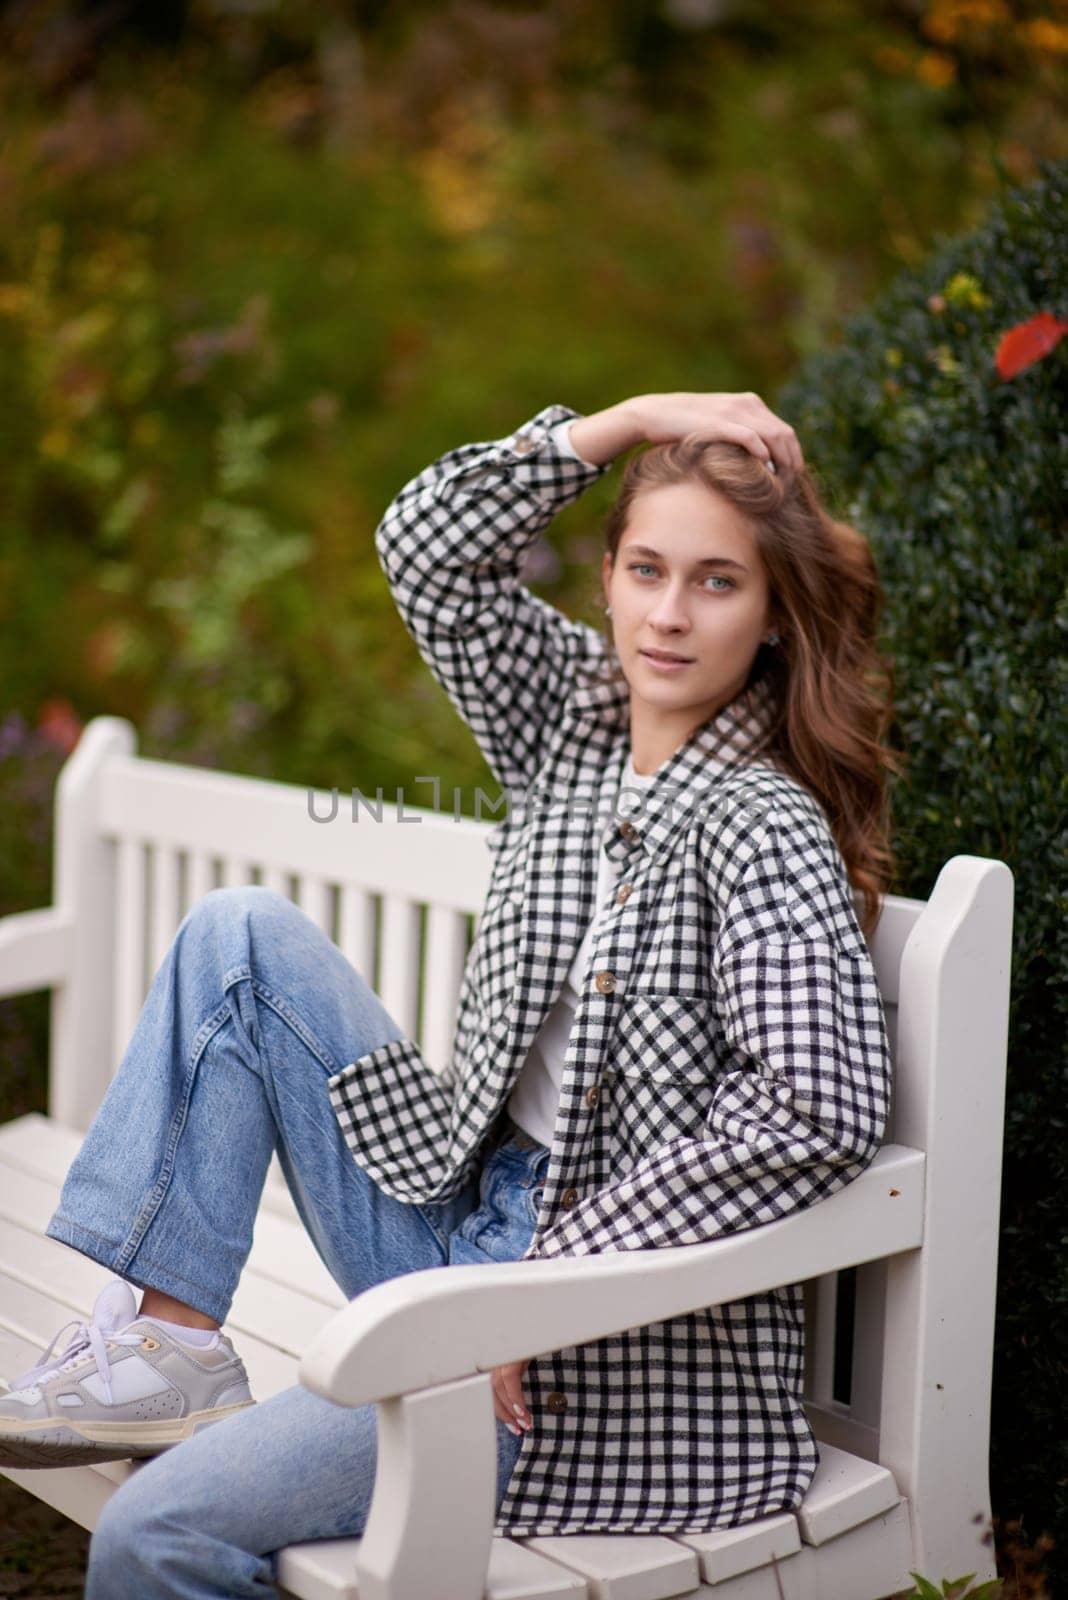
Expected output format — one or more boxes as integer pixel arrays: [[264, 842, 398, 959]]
[[327, 403, 893, 1537]]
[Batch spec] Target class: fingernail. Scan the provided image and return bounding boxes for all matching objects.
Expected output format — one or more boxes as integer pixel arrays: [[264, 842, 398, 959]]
[[508, 1422, 522, 1436], [513, 1403, 525, 1417]]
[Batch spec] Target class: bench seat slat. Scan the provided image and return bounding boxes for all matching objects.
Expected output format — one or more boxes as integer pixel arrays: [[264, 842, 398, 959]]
[[0, 1326, 43, 1385], [793, 1442, 900, 1546], [670, 1513, 800, 1585], [521, 1533, 700, 1600], [1, 1458, 121, 1539], [483, 1538, 592, 1599], [0, 1110, 81, 1169], [276, 1531, 596, 1600]]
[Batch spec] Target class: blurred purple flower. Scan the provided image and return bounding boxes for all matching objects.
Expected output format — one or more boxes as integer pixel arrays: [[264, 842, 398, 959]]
[[520, 537, 561, 585], [0, 713, 29, 760]]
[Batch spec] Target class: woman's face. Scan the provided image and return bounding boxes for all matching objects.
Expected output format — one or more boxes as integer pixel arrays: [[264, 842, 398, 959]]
[[602, 482, 776, 764]]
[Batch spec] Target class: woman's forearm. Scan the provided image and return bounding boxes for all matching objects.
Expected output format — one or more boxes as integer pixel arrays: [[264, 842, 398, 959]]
[[566, 400, 645, 466]]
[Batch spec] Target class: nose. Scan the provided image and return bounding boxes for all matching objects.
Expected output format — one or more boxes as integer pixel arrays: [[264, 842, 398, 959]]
[[647, 582, 691, 632]]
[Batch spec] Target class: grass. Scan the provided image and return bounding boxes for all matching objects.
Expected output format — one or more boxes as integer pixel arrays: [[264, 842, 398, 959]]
[[0, 1478, 89, 1598]]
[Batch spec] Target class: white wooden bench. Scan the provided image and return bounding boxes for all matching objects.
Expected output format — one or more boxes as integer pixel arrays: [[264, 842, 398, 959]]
[[0, 714, 1013, 1600]]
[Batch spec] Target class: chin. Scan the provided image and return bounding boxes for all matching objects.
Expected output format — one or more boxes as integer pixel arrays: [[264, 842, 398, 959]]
[[633, 687, 721, 717]]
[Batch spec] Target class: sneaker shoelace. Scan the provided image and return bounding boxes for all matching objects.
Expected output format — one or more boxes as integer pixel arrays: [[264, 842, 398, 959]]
[[12, 1317, 152, 1405]]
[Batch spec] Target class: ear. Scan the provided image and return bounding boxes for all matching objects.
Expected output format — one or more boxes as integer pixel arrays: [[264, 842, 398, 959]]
[[763, 594, 785, 641], [601, 550, 613, 609]]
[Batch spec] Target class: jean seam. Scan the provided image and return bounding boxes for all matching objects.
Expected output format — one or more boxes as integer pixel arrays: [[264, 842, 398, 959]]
[[48, 1212, 123, 1252], [113, 999, 234, 1276], [115, 969, 340, 1278], [413, 1204, 456, 1257], [47, 1216, 228, 1317], [238, 974, 342, 1075], [106, 1254, 227, 1303]]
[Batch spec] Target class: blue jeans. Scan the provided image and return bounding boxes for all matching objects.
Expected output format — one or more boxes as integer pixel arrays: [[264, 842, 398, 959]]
[[42, 886, 550, 1600]]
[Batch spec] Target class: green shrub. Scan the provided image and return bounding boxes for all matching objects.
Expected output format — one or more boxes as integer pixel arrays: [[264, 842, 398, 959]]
[[778, 156, 1067, 1600]]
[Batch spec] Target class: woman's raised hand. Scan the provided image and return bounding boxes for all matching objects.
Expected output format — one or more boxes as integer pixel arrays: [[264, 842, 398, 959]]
[[628, 391, 804, 475], [567, 391, 804, 476]]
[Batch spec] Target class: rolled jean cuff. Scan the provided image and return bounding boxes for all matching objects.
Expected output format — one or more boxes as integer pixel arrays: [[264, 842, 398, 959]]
[[45, 1213, 230, 1326]]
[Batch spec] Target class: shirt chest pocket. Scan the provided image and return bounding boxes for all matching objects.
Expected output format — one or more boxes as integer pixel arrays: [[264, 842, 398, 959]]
[[611, 992, 716, 1088]]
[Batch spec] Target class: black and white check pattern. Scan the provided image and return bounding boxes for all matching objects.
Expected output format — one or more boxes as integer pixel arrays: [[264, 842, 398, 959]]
[[328, 404, 893, 1537]]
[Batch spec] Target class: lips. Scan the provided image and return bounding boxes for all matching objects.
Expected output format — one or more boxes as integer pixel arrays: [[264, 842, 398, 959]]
[[640, 649, 693, 664]]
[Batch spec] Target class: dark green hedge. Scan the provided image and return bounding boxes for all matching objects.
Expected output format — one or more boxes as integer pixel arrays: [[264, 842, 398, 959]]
[[778, 157, 1067, 1595]]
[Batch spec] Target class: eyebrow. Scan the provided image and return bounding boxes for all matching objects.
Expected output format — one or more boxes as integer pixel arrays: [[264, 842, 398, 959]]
[[622, 544, 750, 574]]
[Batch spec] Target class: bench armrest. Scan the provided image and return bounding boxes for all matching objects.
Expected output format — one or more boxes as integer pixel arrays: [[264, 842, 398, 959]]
[[300, 1142, 923, 1409], [0, 907, 74, 1000], [295, 1143, 922, 1600]]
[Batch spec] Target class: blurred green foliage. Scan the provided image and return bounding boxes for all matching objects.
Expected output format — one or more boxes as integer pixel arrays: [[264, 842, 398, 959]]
[[0, 3, 1065, 1593], [0, 0, 1065, 790]]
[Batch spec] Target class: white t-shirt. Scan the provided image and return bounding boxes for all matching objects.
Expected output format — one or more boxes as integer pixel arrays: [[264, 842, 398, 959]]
[[506, 747, 657, 1146]]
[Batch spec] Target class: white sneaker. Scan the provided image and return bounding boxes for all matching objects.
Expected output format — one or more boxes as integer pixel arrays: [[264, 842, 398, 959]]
[[0, 1279, 255, 1467]]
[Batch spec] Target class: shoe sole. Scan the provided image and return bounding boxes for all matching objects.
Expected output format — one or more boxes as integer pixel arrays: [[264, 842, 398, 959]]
[[0, 1400, 257, 1468]]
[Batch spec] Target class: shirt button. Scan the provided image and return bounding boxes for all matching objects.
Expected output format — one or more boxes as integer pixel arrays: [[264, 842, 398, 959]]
[[513, 435, 536, 454], [561, 1188, 579, 1208], [594, 970, 617, 994], [616, 883, 633, 905], [585, 1083, 600, 1109], [545, 1391, 568, 1414], [618, 820, 640, 842]]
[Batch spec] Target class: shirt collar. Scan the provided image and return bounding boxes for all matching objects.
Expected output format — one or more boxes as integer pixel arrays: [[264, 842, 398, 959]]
[[567, 653, 780, 862]]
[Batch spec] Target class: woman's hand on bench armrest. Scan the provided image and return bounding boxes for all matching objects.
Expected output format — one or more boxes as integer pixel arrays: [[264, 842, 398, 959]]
[[491, 1357, 532, 1437]]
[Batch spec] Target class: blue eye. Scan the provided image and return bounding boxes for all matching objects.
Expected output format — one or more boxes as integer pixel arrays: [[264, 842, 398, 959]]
[[626, 563, 734, 591]]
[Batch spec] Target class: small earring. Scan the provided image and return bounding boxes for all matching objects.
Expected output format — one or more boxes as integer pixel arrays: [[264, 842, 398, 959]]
[[766, 632, 779, 646], [605, 605, 613, 617]]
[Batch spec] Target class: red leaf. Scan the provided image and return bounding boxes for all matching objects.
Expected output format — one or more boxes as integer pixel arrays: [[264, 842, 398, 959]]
[[995, 311, 1068, 380], [37, 697, 84, 755]]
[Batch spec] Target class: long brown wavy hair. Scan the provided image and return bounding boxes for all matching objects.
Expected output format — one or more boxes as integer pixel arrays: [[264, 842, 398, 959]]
[[598, 436, 903, 941]]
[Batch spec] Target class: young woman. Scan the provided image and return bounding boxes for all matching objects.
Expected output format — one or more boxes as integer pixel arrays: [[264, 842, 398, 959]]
[[0, 392, 896, 1597]]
